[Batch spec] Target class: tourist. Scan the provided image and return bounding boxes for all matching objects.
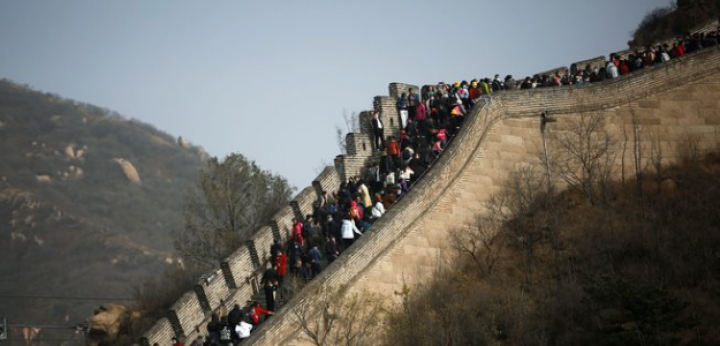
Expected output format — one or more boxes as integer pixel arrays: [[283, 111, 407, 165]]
[[260, 263, 279, 311], [371, 111, 384, 151], [307, 243, 323, 278], [325, 235, 340, 263], [340, 212, 362, 250], [235, 319, 253, 342]]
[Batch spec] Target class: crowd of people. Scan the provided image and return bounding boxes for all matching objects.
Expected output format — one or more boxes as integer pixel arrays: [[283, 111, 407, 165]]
[[164, 25, 720, 346]]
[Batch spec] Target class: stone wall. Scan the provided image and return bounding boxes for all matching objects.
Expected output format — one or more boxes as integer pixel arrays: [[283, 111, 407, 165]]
[[140, 69, 413, 346], [571, 56, 606, 74], [242, 47, 720, 346], [142, 318, 175, 346], [140, 160, 344, 345]]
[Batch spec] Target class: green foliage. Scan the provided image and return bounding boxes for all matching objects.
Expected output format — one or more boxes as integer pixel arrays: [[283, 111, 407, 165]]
[[174, 153, 294, 267]]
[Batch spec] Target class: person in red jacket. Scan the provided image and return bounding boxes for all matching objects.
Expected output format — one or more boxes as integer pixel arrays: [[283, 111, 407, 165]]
[[386, 136, 400, 167], [292, 218, 304, 246], [248, 302, 274, 325], [170, 337, 183, 346], [276, 252, 288, 279]]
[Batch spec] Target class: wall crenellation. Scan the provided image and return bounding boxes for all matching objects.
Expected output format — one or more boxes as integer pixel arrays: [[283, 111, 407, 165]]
[[141, 164, 344, 346]]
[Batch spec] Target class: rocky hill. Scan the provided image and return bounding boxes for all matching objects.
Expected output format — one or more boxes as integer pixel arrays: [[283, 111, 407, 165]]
[[0, 79, 205, 331]]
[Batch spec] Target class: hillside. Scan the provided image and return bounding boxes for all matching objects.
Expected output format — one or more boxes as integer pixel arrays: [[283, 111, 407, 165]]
[[385, 153, 720, 345], [630, 0, 720, 46], [0, 79, 205, 333]]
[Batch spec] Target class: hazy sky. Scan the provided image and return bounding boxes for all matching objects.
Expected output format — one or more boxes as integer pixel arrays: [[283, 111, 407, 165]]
[[0, 0, 669, 189]]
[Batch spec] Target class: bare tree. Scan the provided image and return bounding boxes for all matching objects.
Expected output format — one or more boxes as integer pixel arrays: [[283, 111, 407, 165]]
[[293, 286, 387, 346], [450, 216, 505, 278], [336, 109, 361, 155], [544, 113, 617, 205]]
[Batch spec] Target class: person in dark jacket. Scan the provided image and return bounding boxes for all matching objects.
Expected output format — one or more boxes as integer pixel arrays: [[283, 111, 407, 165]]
[[308, 243, 323, 277], [227, 304, 243, 342], [207, 314, 221, 344], [260, 263, 279, 311], [325, 235, 340, 263], [270, 239, 282, 262]]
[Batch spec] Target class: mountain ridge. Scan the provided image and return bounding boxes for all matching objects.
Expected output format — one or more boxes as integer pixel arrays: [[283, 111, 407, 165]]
[[0, 78, 206, 337]]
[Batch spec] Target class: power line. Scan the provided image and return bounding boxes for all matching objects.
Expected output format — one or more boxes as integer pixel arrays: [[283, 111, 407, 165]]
[[1, 339, 83, 342], [0, 294, 135, 302], [7, 324, 77, 330]]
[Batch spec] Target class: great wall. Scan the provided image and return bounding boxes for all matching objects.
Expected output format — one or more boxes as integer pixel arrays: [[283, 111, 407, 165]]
[[140, 21, 720, 346]]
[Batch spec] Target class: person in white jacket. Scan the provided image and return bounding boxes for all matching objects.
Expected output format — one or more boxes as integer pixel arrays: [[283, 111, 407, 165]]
[[371, 195, 386, 218], [235, 320, 253, 341], [340, 214, 363, 250]]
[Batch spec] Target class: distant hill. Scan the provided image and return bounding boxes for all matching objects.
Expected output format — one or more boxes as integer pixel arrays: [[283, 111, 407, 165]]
[[630, 0, 720, 46], [0, 79, 206, 334]]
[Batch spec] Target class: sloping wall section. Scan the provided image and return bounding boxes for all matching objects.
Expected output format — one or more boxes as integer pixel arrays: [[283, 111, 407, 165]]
[[243, 47, 720, 345]]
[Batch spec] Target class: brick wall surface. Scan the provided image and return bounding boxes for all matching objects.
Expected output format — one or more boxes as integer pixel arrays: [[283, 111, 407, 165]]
[[201, 269, 230, 311], [270, 205, 295, 242], [358, 110, 373, 136], [388, 83, 419, 99], [571, 56, 606, 73], [346, 132, 374, 157], [141, 318, 175, 346], [252, 227, 275, 264], [374, 96, 403, 136], [241, 47, 720, 346], [225, 247, 255, 291], [293, 186, 318, 220], [169, 292, 205, 338], [312, 166, 340, 195]]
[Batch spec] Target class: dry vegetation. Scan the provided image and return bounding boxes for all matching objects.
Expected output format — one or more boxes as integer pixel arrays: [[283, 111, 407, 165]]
[[630, 0, 720, 47], [384, 114, 720, 345]]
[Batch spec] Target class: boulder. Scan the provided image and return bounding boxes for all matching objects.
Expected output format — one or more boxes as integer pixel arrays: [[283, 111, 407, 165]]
[[178, 136, 191, 149], [113, 158, 141, 185], [86, 303, 128, 346], [36, 175, 52, 182], [65, 144, 76, 159]]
